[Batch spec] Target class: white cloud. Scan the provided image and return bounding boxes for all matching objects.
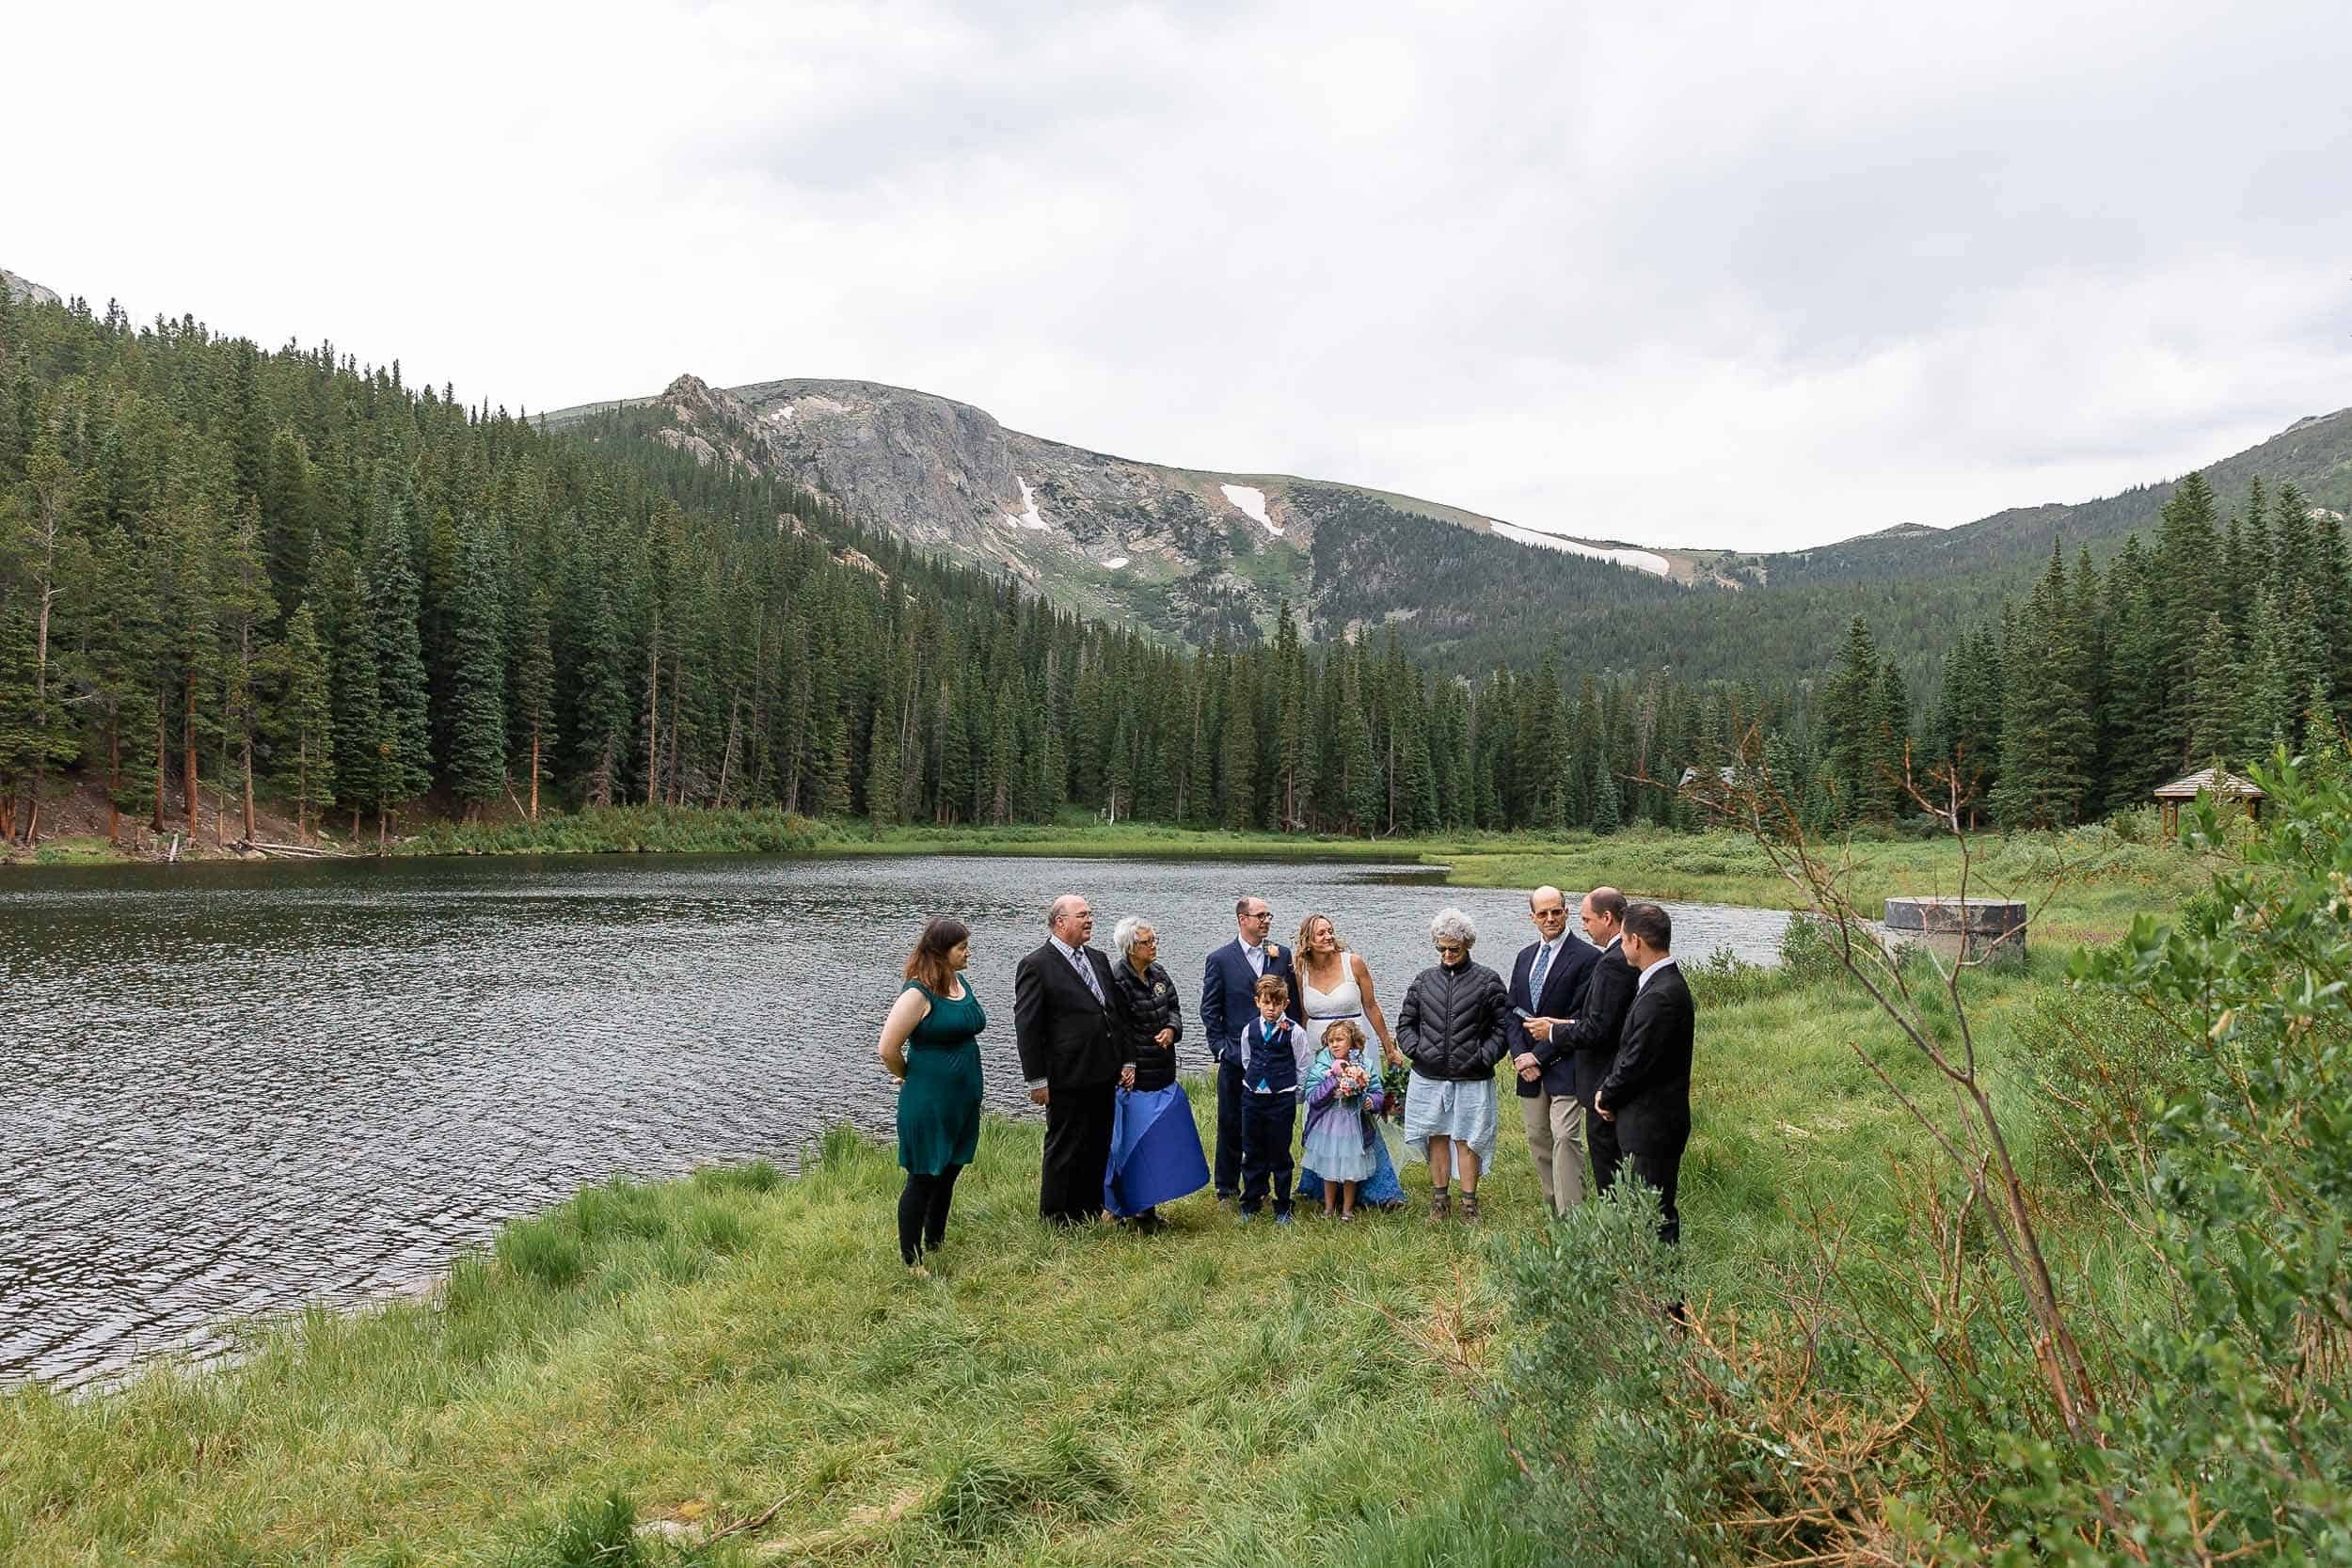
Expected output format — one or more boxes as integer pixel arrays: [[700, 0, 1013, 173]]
[[5, 0, 2348, 551]]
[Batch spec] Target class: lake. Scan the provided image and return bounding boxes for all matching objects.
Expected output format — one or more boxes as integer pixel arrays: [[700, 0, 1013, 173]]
[[0, 852, 1792, 1389]]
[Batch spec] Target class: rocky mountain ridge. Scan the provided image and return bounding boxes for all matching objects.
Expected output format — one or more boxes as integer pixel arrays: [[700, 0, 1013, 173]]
[[546, 373, 1715, 647], [3, 267, 62, 308], [545, 370, 2352, 666]]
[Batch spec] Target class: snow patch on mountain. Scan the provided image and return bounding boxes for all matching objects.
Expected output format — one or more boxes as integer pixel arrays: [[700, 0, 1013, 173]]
[[1004, 475, 1049, 531], [1486, 519, 1670, 577], [1220, 483, 1282, 536]]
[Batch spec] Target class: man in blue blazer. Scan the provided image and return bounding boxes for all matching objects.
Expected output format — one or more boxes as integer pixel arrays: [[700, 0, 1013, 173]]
[[1506, 884, 1599, 1215], [1200, 895, 1303, 1201]]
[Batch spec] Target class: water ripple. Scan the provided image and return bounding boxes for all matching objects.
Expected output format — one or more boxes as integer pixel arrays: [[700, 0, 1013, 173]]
[[0, 853, 1788, 1388]]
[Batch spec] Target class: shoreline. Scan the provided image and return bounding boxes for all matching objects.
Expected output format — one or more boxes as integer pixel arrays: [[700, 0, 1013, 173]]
[[4, 812, 2213, 942]]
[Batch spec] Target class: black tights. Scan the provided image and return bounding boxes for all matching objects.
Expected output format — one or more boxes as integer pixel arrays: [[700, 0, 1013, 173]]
[[898, 1164, 964, 1265]]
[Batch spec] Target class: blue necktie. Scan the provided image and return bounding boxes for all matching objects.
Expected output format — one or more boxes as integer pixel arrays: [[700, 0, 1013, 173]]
[[1530, 942, 1552, 1002], [1071, 948, 1104, 1006]]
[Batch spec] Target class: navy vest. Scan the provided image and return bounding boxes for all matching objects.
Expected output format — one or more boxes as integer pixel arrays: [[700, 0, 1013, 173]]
[[1244, 1018, 1300, 1093]]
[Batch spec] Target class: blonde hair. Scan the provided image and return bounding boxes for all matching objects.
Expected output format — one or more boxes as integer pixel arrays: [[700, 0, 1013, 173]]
[[1298, 907, 1355, 982], [1320, 1019, 1366, 1055]]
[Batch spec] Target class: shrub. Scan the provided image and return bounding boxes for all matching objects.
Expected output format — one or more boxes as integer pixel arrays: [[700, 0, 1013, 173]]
[[1493, 752, 2352, 1563]]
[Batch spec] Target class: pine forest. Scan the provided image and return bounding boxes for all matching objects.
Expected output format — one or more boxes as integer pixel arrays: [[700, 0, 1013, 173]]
[[2, 284, 2344, 852]]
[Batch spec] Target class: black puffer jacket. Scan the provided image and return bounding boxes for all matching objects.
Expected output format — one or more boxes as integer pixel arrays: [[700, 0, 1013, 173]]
[[1395, 958, 1513, 1081], [1111, 958, 1185, 1091]]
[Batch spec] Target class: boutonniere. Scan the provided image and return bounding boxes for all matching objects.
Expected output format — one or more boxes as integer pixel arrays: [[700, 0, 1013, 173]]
[[1266, 943, 1281, 959]]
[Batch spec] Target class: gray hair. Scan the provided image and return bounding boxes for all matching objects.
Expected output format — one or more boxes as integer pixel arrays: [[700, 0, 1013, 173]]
[[1430, 907, 1477, 948], [1112, 916, 1154, 958], [1046, 894, 1088, 927]]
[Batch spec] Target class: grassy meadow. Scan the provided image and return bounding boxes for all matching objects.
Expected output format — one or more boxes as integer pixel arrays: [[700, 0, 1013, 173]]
[[0, 921, 2137, 1565], [0, 810, 2226, 1562]]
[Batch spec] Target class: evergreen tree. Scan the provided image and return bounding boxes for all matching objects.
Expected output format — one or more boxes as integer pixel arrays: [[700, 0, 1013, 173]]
[[445, 522, 508, 816], [366, 480, 433, 835], [1993, 557, 2094, 829], [215, 504, 278, 843], [268, 603, 334, 838], [2185, 611, 2241, 768], [2243, 592, 2300, 753], [1221, 660, 1256, 832], [513, 590, 555, 819], [866, 703, 901, 830], [570, 580, 629, 808], [1590, 751, 1621, 835]]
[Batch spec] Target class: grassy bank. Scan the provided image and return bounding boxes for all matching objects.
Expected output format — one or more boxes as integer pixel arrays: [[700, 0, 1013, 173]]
[[0, 1107, 1539, 1567], [16, 786, 2219, 954], [0, 907, 2124, 1565], [391, 809, 2217, 946]]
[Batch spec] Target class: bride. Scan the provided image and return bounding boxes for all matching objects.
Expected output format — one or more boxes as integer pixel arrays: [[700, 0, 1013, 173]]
[[1291, 911, 1408, 1210]]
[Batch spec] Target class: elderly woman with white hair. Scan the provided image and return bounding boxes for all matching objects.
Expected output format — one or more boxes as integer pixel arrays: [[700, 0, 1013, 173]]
[[1102, 914, 1210, 1232], [1394, 906, 1515, 1221]]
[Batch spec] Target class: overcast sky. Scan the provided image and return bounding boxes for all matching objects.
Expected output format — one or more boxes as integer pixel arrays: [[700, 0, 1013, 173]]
[[8, 1, 2349, 551]]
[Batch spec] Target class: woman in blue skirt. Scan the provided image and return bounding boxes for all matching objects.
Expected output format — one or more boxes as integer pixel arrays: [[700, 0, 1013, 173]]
[[1103, 916, 1211, 1231]]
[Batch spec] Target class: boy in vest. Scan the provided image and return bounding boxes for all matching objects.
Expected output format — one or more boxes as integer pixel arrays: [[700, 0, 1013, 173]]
[[1239, 974, 1313, 1222]]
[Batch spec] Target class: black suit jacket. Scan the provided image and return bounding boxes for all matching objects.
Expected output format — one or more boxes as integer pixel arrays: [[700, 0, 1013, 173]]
[[1551, 939, 1638, 1107], [1014, 941, 1134, 1088], [1508, 936, 1597, 1097], [1596, 961, 1693, 1155]]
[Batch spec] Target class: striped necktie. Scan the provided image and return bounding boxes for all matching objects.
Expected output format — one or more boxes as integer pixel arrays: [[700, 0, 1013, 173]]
[[1071, 948, 1104, 1006]]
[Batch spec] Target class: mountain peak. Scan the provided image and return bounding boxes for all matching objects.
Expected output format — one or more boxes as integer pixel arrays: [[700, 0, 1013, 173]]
[[3, 267, 62, 308]]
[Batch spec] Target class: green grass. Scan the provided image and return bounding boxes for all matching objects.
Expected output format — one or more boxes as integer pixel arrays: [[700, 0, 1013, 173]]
[[0, 1108, 1548, 1567], [1, 805, 2210, 1561], [0, 905, 2142, 1566], [1442, 817, 2215, 946]]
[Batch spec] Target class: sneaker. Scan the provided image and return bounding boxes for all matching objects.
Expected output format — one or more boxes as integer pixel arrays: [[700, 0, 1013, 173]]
[[1429, 1190, 1451, 1221], [1274, 1210, 1295, 1226], [1236, 1209, 1256, 1224], [1458, 1193, 1481, 1223]]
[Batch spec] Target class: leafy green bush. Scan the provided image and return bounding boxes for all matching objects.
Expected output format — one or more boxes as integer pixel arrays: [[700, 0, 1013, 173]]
[[1494, 753, 2352, 1563]]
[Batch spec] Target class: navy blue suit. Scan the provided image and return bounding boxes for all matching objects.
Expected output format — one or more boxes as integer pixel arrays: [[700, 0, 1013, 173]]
[[1200, 938, 1304, 1197], [1508, 936, 1598, 1099]]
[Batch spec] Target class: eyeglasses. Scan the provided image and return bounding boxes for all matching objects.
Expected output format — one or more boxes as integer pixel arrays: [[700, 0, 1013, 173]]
[[1434, 942, 1467, 955]]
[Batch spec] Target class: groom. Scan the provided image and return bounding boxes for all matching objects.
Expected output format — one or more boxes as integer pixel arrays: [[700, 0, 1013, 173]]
[[1200, 895, 1304, 1202]]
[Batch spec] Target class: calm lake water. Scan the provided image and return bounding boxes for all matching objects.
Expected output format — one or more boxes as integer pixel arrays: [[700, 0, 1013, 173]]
[[0, 852, 1792, 1389]]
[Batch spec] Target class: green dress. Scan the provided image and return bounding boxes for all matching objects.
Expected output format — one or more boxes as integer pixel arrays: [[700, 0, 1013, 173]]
[[897, 980, 985, 1175]]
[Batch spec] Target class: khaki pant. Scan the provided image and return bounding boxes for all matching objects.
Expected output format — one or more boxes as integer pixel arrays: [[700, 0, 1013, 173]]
[[1522, 1090, 1587, 1214]]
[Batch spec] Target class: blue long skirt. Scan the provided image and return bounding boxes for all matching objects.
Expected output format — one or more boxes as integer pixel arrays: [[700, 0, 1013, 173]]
[[1295, 1120, 1406, 1209], [1104, 1084, 1212, 1217]]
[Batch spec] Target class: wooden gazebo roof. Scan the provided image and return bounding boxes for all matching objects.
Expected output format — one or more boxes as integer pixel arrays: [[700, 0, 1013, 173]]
[[2153, 767, 2265, 801]]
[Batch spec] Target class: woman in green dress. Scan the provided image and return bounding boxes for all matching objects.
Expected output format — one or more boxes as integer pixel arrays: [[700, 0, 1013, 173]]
[[877, 917, 985, 1275]]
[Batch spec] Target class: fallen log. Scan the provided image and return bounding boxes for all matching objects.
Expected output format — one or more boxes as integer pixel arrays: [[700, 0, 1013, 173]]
[[245, 839, 348, 859]]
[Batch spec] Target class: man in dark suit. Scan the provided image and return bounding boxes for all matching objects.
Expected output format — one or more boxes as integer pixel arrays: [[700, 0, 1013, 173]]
[[1529, 887, 1639, 1196], [1200, 895, 1303, 1202], [1593, 901, 1694, 1246], [1506, 884, 1598, 1215], [1014, 894, 1136, 1226]]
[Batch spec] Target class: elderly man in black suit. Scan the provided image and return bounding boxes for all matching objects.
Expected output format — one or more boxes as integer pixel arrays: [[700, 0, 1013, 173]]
[[1592, 900, 1694, 1246], [1507, 884, 1598, 1216], [1014, 893, 1136, 1227]]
